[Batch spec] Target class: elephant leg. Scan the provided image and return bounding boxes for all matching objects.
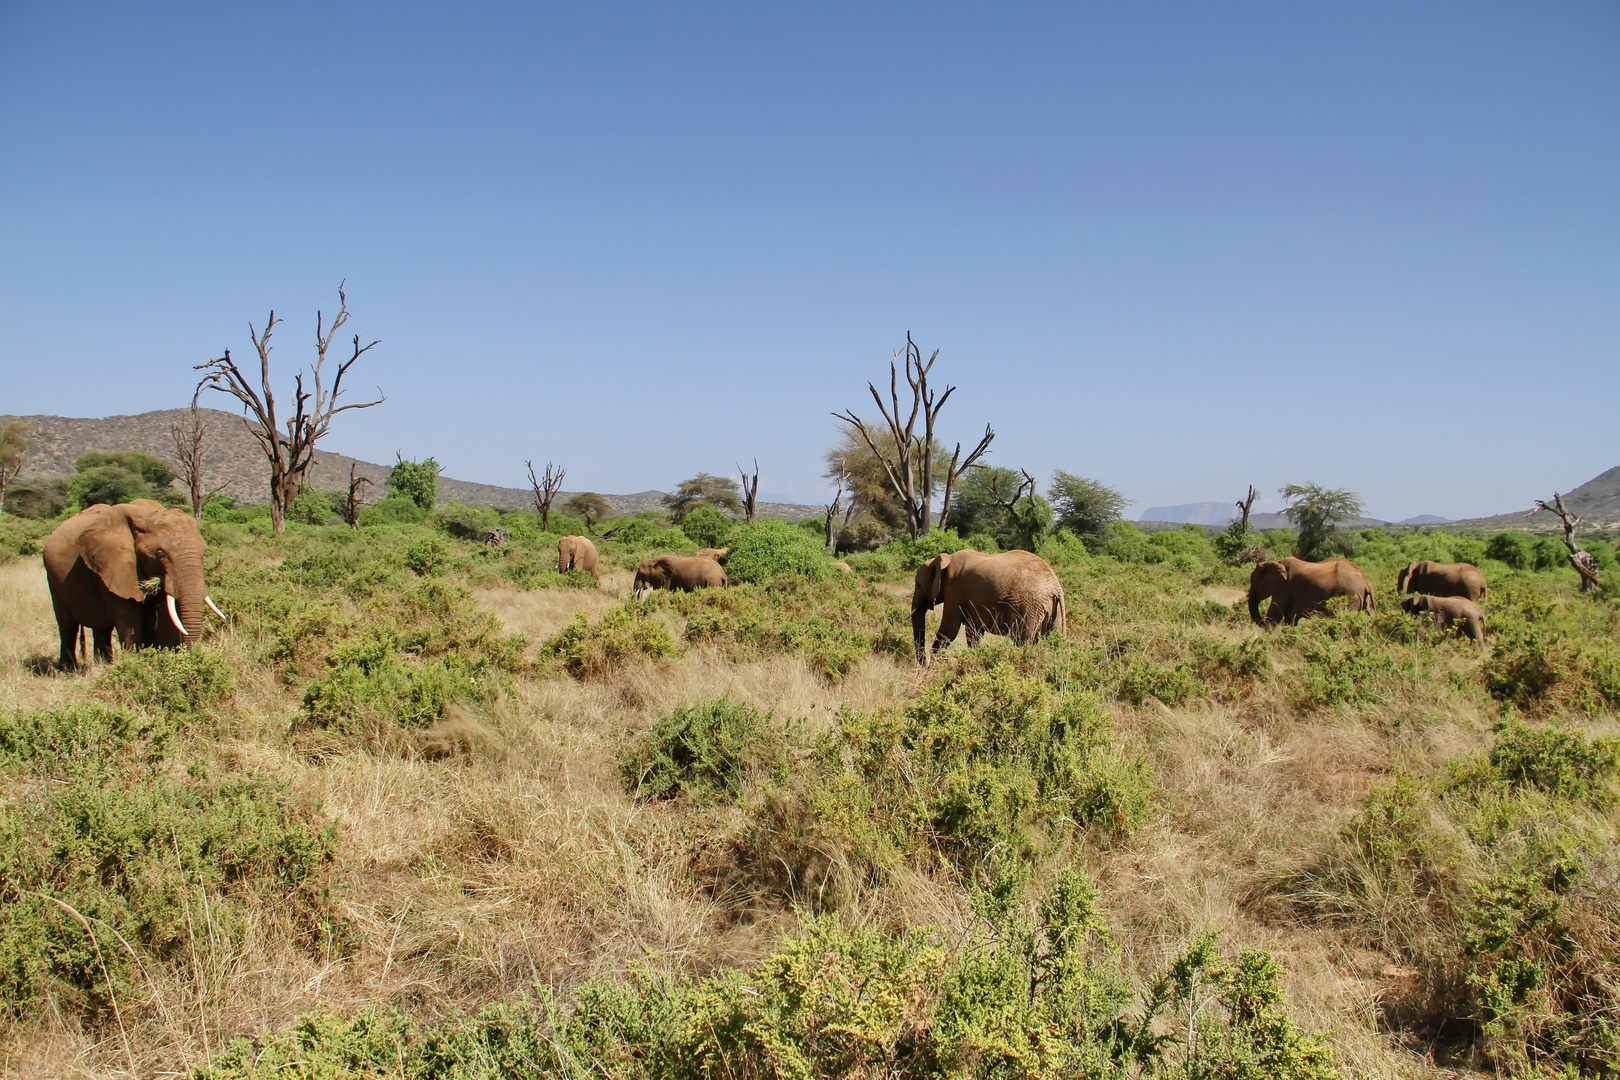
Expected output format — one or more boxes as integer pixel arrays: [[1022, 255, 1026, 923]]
[[1264, 598, 1286, 627], [932, 605, 964, 657], [964, 618, 983, 647], [57, 621, 81, 670], [92, 627, 114, 664]]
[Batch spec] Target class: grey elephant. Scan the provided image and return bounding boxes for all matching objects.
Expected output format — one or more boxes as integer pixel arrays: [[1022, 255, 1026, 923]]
[[911, 549, 1066, 665]]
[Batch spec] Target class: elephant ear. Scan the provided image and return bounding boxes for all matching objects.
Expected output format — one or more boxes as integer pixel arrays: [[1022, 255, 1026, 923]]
[[75, 504, 143, 602], [931, 553, 953, 603], [1272, 560, 1290, 581]]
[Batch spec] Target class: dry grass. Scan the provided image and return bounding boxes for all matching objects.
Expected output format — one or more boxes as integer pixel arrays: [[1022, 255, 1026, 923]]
[[0, 551, 1516, 1079]]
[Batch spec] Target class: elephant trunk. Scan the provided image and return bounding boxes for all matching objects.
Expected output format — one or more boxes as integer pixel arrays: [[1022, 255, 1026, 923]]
[[912, 606, 929, 665], [165, 553, 208, 644], [1248, 588, 1266, 626]]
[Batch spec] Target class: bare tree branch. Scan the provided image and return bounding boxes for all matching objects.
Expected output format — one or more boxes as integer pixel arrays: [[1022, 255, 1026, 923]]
[[169, 393, 227, 520], [527, 460, 566, 533], [822, 474, 845, 551], [344, 463, 373, 530], [195, 284, 383, 533], [1236, 485, 1258, 534], [738, 458, 759, 525], [1531, 492, 1602, 593]]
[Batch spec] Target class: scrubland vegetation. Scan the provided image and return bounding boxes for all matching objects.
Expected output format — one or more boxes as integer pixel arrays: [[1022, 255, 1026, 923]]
[[2, 498, 1619, 1079]]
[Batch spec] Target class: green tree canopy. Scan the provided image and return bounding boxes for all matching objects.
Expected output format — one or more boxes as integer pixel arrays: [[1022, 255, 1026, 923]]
[[562, 492, 612, 527], [387, 456, 440, 510], [0, 420, 33, 517], [824, 429, 954, 533], [662, 473, 741, 523], [1280, 482, 1363, 561], [66, 451, 179, 510], [681, 506, 734, 548], [1048, 471, 1128, 552], [948, 466, 1053, 551]]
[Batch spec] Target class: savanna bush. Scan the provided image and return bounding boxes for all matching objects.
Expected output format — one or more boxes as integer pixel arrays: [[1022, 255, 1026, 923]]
[[543, 605, 680, 679], [288, 487, 335, 525], [96, 645, 235, 723], [889, 525, 966, 570], [723, 518, 832, 583], [0, 701, 172, 773], [679, 506, 734, 549], [620, 697, 774, 802], [405, 535, 452, 575], [1488, 532, 1534, 570], [300, 630, 497, 734]]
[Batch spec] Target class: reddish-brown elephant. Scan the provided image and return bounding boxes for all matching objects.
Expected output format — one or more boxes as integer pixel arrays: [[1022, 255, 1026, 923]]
[[911, 549, 1066, 665], [557, 535, 599, 578], [1247, 557, 1374, 627], [1397, 560, 1486, 601], [43, 499, 224, 669], [633, 554, 726, 597]]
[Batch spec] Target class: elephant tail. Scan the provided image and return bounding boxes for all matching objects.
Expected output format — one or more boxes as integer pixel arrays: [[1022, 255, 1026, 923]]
[[1043, 591, 1067, 638]]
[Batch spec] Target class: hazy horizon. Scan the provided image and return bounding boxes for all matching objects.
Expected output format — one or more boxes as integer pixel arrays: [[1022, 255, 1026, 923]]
[[2, 3, 1615, 521]]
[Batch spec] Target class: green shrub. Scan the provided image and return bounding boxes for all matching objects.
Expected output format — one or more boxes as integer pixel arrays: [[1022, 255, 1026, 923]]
[[679, 506, 734, 548], [300, 631, 496, 734], [96, 646, 235, 723], [724, 518, 832, 583], [359, 495, 429, 526], [1479, 719, 1619, 802], [620, 697, 771, 802], [404, 536, 450, 576], [1488, 532, 1534, 570], [434, 502, 500, 542], [388, 456, 440, 509], [288, 488, 334, 526], [0, 702, 172, 773], [543, 605, 680, 679], [889, 525, 966, 570]]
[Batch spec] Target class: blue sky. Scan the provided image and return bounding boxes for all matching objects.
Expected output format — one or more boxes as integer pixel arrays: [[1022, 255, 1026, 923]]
[[2, 3, 1615, 520]]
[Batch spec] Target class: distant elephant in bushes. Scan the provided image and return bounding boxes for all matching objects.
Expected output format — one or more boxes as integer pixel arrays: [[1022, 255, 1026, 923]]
[[1247, 557, 1373, 627], [911, 549, 1066, 665], [1397, 560, 1485, 601], [633, 554, 726, 597], [693, 547, 728, 563], [557, 536, 598, 578], [43, 498, 225, 669], [1401, 594, 1486, 647]]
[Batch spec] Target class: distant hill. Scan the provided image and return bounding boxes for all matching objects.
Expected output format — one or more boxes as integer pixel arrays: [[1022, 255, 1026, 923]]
[[1138, 502, 1235, 525], [1400, 514, 1451, 525], [1445, 466, 1620, 531], [0, 410, 824, 522]]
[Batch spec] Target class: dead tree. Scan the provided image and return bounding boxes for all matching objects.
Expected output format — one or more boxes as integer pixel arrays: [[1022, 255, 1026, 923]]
[[822, 474, 845, 550], [833, 332, 994, 540], [738, 459, 759, 525], [195, 283, 383, 534], [526, 461, 566, 533], [1235, 485, 1258, 534], [169, 394, 227, 520], [1531, 492, 1602, 592], [343, 463, 373, 530]]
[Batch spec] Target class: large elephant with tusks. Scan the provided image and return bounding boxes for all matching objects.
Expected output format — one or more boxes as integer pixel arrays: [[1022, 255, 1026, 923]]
[[911, 549, 1066, 665], [1248, 557, 1374, 626]]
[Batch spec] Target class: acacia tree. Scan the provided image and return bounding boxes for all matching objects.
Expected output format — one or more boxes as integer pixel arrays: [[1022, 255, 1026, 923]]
[[1048, 471, 1128, 552], [0, 420, 31, 518], [1280, 482, 1362, 561], [527, 460, 566, 532], [563, 492, 612, 533], [833, 333, 993, 540], [1531, 492, 1601, 592], [662, 473, 741, 523], [169, 395, 226, 520], [738, 459, 759, 525], [343, 463, 372, 529], [195, 283, 384, 534]]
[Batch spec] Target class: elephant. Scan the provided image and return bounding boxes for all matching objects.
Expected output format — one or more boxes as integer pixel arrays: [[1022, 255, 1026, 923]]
[[1247, 557, 1374, 627], [1401, 594, 1486, 646], [693, 547, 729, 563], [1397, 560, 1485, 601], [911, 549, 1066, 665], [43, 498, 224, 669], [633, 554, 726, 597], [557, 535, 599, 578]]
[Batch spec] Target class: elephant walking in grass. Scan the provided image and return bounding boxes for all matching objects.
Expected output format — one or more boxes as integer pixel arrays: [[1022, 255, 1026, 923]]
[[1401, 594, 1486, 647], [43, 498, 224, 669], [1247, 557, 1373, 627], [911, 549, 1066, 665], [633, 554, 726, 597], [1397, 560, 1486, 601], [557, 535, 599, 578]]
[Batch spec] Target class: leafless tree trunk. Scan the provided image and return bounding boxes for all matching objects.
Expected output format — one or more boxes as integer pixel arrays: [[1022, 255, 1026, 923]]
[[833, 332, 993, 540], [1236, 485, 1258, 533], [344, 463, 373, 530], [822, 474, 845, 551], [527, 460, 565, 533], [169, 395, 227, 520], [1531, 492, 1602, 592], [738, 459, 759, 525], [195, 283, 383, 534]]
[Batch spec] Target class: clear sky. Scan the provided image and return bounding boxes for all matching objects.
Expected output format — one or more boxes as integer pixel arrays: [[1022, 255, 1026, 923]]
[[2, 3, 1615, 521]]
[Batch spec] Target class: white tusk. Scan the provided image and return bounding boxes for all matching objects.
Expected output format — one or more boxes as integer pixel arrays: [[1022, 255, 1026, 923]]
[[206, 595, 227, 621], [166, 593, 189, 637]]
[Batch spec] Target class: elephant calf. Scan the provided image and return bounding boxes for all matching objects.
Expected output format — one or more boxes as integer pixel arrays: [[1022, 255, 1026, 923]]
[[912, 549, 1066, 665], [633, 554, 726, 597], [1401, 594, 1486, 647], [1248, 557, 1374, 627], [1397, 560, 1486, 602]]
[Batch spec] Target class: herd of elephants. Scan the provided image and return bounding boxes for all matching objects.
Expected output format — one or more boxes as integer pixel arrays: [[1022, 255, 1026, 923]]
[[38, 498, 1489, 672]]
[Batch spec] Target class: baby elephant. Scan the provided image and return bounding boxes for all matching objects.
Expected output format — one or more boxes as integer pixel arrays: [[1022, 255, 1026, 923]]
[[1401, 594, 1486, 647]]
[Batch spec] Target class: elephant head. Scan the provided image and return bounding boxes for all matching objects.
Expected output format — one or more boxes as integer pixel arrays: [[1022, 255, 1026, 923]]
[[911, 553, 953, 663], [632, 558, 669, 599], [1397, 562, 1418, 594], [75, 499, 216, 642], [1247, 560, 1289, 625], [1400, 595, 1430, 615]]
